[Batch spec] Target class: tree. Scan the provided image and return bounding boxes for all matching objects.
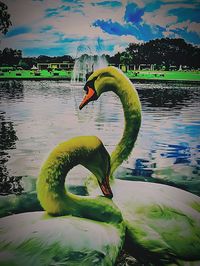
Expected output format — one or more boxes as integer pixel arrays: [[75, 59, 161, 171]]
[[0, 48, 22, 66], [19, 57, 37, 69], [0, 1, 12, 35], [109, 52, 121, 65], [123, 38, 200, 69]]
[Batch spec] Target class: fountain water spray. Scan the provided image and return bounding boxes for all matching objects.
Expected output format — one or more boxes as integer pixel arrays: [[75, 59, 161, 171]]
[[71, 44, 108, 84]]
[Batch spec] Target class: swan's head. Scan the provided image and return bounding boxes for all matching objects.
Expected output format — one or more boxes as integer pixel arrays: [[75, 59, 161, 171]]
[[79, 67, 116, 110], [81, 136, 113, 199]]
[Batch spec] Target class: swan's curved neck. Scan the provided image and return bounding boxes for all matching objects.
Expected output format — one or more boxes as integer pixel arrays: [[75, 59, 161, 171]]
[[37, 142, 85, 216], [108, 73, 141, 177], [37, 138, 122, 224]]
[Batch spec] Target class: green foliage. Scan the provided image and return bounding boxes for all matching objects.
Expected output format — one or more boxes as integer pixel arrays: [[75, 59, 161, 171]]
[[0, 50, 74, 68], [105, 38, 200, 69], [37, 54, 74, 64], [0, 48, 22, 66], [125, 38, 200, 68], [0, 1, 12, 35]]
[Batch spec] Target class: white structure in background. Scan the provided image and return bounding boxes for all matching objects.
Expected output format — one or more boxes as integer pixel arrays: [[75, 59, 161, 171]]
[[31, 65, 38, 71]]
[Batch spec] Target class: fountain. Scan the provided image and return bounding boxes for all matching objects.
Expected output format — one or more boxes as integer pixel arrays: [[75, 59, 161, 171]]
[[71, 44, 108, 84]]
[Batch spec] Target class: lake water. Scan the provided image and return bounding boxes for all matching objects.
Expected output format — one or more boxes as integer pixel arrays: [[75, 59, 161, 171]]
[[0, 80, 200, 196]]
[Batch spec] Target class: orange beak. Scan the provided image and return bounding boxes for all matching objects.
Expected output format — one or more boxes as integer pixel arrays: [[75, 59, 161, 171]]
[[79, 86, 96, 110], [99, 176, 113, 199]]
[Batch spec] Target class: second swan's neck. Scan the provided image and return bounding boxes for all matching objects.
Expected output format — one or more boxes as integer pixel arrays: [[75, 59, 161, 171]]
[[108, 69, 142, 177], [37, 136, 122, 224]]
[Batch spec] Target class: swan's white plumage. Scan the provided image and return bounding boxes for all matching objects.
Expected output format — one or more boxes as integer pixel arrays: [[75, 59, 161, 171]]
[[0, 136, 125, 266], [88, 180, 200, 264], [0, 211, 122, 266], [81, 67, 200, 265]]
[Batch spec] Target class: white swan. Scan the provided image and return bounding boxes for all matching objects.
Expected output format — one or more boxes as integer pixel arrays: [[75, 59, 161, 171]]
[[0, 136, 125, 265], [79, 66, 200, 265]]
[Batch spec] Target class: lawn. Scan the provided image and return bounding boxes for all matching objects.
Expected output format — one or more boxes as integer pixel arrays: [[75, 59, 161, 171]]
[[126, 70, 200, 81], [0, 69, 200, 82], [0, 69, 72, 80]]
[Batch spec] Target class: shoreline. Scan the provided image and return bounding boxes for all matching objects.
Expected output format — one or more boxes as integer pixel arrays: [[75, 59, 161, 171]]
[[0, 70, 200, 83], [1, 77, 200, 84]]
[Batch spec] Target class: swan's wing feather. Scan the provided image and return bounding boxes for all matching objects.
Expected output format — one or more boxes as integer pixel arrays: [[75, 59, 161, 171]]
[[0, 211, 123, 266], [112, 181, 200, 263]]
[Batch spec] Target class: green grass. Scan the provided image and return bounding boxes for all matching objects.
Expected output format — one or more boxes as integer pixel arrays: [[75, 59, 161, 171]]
[[126, 70, 200, 81], [0, 69, 200, 81], [0, 69, 72, 80]]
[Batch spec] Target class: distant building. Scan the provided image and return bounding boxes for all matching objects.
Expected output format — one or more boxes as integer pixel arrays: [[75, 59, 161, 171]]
[[169, 65, 178, 71], [0, 66, 14, 72], [37, 61, 74, 70], [138, 64, 154, 70]]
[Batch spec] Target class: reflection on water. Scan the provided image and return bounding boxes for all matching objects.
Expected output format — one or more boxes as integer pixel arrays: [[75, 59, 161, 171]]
[[0, 80, 199, 196], [0, 81, 24, 194], [130, 83, 200, 195]]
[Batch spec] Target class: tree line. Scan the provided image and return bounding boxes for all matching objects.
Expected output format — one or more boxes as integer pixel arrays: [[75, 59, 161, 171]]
[[0, 51, 75, 69], [1, 38, 200, 70], [122, 38, 200, 69]]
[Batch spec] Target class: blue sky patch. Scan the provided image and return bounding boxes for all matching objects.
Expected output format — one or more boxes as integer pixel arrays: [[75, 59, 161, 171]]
[[145, 1, 162, 12], [124, 3, 144, 23], [6, 26, 31, 37], [23, 46, 67, 56], [91, 1, 121, 8], [45, 6, 71, 17], [171, 28, 200, 45], [169, 7, 200, 23], [93, 19, 165, 41], [93, 19, 134, 36], [62, 0, 83, 3], [56, 36, 87, 43], [40, 25, 53, 33]]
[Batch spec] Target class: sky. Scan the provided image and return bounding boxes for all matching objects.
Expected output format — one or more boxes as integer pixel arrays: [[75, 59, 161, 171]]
[[1, 0, 200, 57]]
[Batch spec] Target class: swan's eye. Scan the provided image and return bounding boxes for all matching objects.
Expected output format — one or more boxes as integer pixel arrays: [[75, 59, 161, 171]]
[[83, 84, 89, 93], [84, 79, 94, 92], [79, 86, 97, 110], [84, 76, 98, 92]]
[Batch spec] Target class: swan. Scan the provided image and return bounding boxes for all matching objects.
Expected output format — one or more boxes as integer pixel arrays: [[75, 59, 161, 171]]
[[0, 136, 125, 266], [79, 66, 200, 265]]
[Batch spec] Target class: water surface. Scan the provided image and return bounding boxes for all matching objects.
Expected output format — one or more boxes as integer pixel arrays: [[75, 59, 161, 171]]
[[0, 80, 199, 196]]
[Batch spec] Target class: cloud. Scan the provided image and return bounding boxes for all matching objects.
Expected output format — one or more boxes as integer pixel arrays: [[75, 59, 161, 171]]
[[170, 28, 200, 44], [187, 22, 200, 36], [143, 2, 199, 27], [142, 12, 177, 28], [113, 44, 127, 54], [1, 0, 200, 57], [168, 20, 200, 36]]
